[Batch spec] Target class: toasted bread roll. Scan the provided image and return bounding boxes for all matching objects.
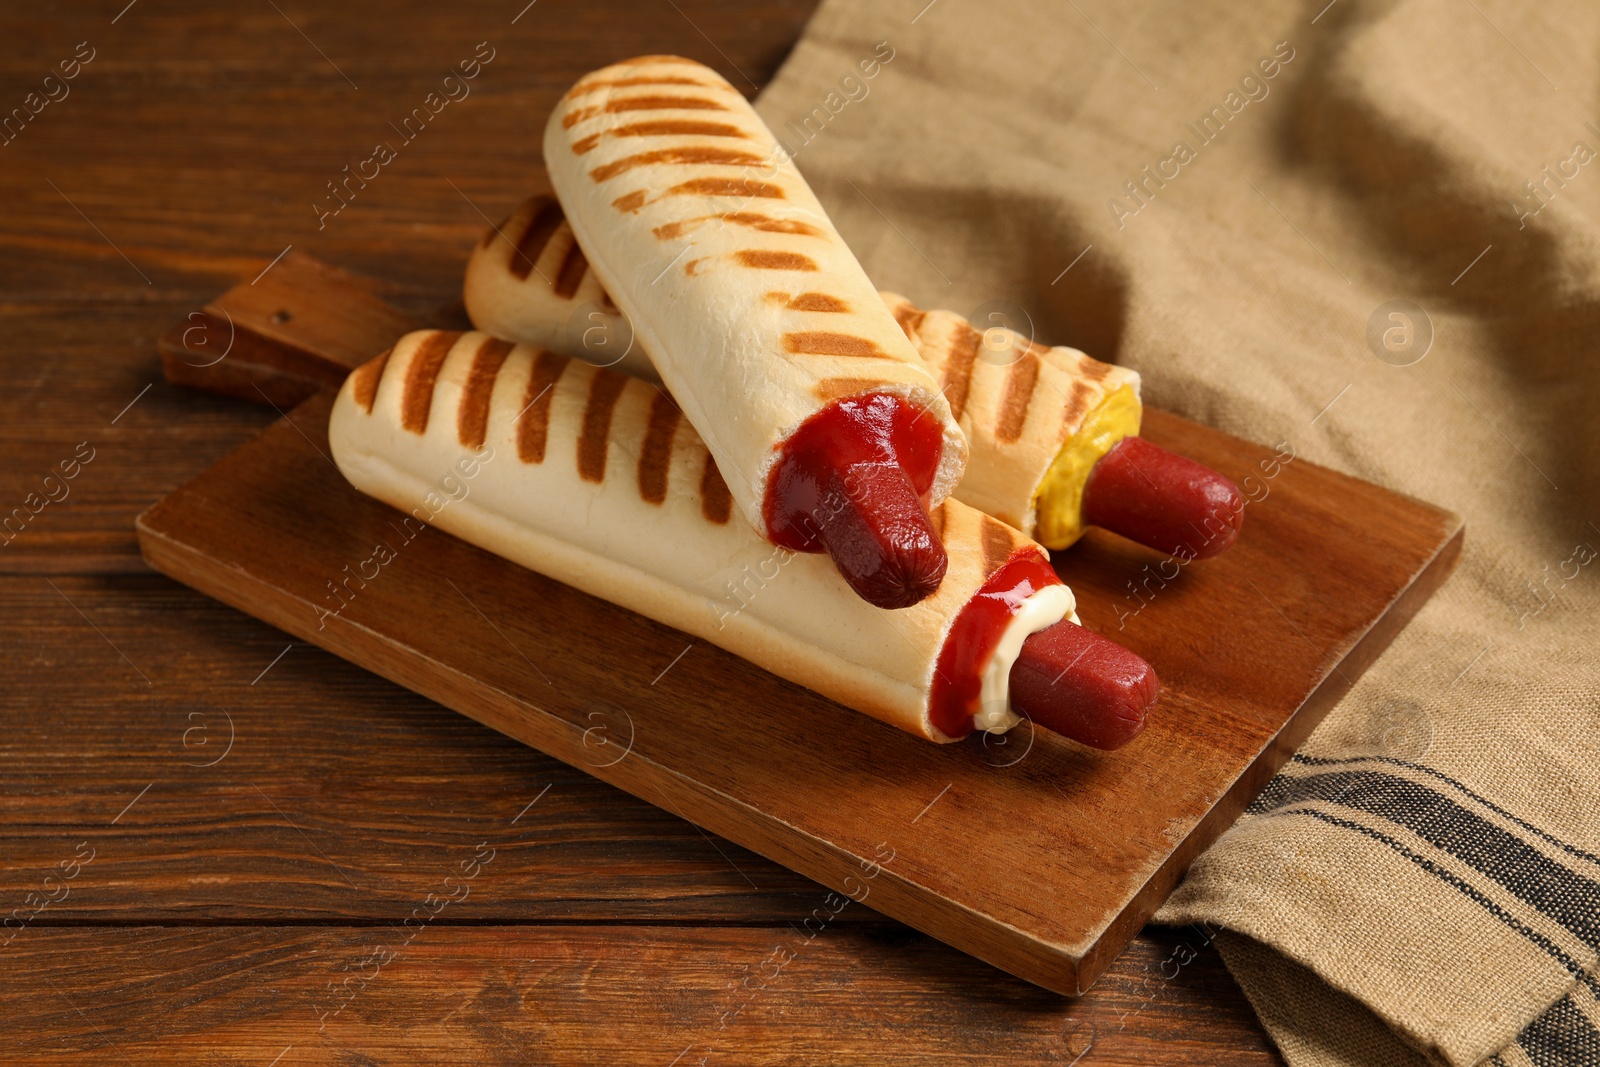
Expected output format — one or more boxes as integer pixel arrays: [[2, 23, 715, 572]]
[[542, 56, 965, 540], [879, 293, 1142, 547], [328, 330, 1072, 742], [463, 195, 1141, 548]]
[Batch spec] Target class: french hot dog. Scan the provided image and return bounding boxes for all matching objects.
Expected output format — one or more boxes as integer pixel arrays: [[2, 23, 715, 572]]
[[465, 196, 1243, 562], [543, 57, 967, 610], [881, 295, 1244, 560], [327, 330, 1158, 747]]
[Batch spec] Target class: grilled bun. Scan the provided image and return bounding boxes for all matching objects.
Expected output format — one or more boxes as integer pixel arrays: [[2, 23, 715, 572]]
[[542, 56, 966, 537]]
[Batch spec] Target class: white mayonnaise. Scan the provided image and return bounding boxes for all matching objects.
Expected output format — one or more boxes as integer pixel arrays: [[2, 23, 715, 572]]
[[972, 583, 1078, 734]]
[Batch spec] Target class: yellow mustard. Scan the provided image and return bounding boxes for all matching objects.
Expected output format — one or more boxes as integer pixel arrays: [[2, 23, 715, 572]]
[[1031, 384, 1142, 549]]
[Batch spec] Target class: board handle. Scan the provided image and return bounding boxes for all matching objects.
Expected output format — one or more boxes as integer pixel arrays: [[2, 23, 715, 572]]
[[158, 252, 447, 406]]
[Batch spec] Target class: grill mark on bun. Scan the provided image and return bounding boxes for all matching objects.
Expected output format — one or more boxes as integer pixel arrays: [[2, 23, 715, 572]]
[[573, 120, 747, 155], [577, 370, 629, 482], [668, 176, 784, 200], [638, 391, 682, 504], [511, 198, 564, 280], [565, 76, 715, 100], [352, 348, 392, 413], [699, 454, 733, 524], [783, 331, 885, 358], [589, 145, 764, 183], [891, 302, 926, 340], [1060, 378, 1098, 433], [652, 212, 821, 241], [735, 249, 817, 271], [400, 331, 462, 434], [722, 212, 818, 235], [458, 337, 515, 449], [980, 515, 1016, 578], [1079, 356, 1115, 383], [996, 350, 1040, 444], [617, 119, 749, 140], [565, 96, 731, 129], [517, 351, 569, 463], [481, 218, 508, 249], [612, 190, 649, 214], [607, 94, 726, 110], [553, 238, 589, 299], [814, 376, 888, 401], [785, 292, 850, 312], [942, 323, 981, 421], [650, 217, 696, 240]]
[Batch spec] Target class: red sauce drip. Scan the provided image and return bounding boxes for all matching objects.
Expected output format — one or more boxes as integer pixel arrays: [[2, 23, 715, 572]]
[[763, 392, 944, 552], [928, 549, 1062, 739]]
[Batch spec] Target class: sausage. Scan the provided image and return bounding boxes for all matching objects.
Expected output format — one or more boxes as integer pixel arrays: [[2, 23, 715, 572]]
[[1010, 621, 1158, 749], [764, 393, 949, 609], [1081, 435, 1244, 560]]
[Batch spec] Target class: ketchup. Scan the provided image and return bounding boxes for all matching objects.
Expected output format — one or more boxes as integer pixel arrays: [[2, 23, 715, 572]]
[[764, 392, 948, 609], [928, 549, 1060, 738], [930, 548, 1159, 750]]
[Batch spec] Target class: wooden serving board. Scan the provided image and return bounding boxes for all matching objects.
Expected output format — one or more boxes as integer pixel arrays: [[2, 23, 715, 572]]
[[138, 257, 1462, 996]]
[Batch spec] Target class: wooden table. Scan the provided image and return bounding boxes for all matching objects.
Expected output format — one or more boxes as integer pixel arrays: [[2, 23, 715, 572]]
[[0, 2, 1282, 1061]]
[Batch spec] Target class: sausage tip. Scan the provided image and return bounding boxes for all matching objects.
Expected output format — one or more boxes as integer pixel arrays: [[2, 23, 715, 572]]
[[1082, 435, 1244, 561], [1009, 621, 1159, 749]]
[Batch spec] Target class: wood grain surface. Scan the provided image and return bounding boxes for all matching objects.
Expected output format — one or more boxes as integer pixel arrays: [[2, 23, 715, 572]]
[[3, 0, 1297, 1060], [137, 377, 1461, 998]]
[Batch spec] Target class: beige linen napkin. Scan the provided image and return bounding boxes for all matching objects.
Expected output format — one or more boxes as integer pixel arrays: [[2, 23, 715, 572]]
[[753, 1, 1600, 1063]]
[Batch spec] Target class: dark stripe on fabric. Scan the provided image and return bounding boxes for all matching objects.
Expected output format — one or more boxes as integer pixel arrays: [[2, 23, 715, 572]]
[[1288, 808, 1590, 979], [1255, 771, 1600, 948], [1518, 993, 1600, 1066], [1291, 753, 1600, 869]]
